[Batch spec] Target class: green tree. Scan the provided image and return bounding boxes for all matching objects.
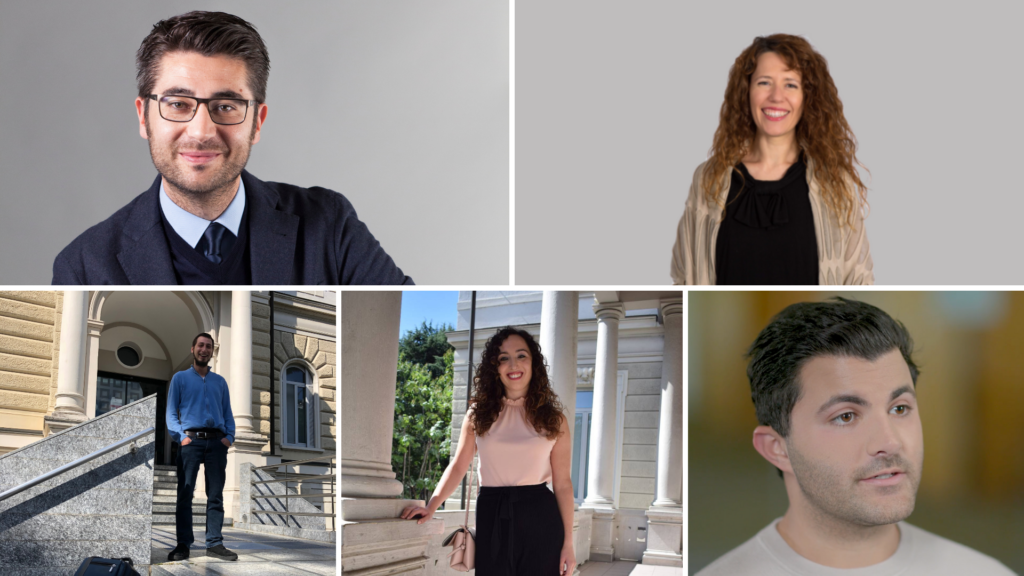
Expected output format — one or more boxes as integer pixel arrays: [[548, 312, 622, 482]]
[[392, 348, 454, 501], [399, 320, 454, 378]]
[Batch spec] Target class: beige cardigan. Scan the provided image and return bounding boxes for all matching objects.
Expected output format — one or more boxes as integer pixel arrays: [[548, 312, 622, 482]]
[[671, 159, 874, 285]]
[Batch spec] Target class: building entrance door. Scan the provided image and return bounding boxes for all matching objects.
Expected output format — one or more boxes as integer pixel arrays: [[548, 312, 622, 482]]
[[96, 372, 170, 466]]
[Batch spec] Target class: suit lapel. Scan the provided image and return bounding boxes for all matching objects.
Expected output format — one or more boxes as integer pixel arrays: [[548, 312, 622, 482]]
[[117, 175, 178, 285], [243, 171, 304, 284]]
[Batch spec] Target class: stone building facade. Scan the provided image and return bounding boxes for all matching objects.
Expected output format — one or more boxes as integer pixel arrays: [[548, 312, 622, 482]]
[[0, 290, 336, 524]]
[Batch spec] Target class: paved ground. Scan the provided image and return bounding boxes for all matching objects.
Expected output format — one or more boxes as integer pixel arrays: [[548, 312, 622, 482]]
[[579, 560, 683, 576], [150, 526, 335, 575]]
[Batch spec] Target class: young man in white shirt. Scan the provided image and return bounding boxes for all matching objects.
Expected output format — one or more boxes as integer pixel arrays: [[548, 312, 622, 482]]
[[698, 298, 1016, 576]]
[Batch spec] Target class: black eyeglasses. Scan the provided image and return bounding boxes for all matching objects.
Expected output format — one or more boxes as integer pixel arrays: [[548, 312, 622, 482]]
[[148, 94, 257, 125]]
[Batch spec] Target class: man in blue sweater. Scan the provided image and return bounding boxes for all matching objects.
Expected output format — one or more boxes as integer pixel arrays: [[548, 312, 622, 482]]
[[166, 332, 238, 562]]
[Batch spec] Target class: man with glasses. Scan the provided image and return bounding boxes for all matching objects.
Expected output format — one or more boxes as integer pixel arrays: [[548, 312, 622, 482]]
[[52, 11, 413, 285]]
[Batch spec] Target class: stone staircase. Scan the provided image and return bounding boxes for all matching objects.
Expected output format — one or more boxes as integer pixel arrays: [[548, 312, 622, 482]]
[[152, 464, 207, 528]]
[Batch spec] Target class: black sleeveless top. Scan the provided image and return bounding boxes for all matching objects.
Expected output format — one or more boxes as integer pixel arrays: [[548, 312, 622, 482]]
[[714, 159, 818, 285]]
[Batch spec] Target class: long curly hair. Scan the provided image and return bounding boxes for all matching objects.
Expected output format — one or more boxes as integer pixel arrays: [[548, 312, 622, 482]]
[[469, 326, 565, 440], [702, 34, 868, 226]]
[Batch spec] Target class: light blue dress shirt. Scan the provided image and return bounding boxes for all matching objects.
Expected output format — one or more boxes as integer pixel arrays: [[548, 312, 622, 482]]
[[166, 366, 236, 444], [159, 178, 246, 248]]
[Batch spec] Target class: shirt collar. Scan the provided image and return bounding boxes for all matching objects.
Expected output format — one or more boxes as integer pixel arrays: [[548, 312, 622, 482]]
[[159, 177, 246, 248]]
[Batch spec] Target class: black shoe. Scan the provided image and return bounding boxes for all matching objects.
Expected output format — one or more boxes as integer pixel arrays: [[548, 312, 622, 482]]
[[168, 544, 190, 561], [206, 544, 238, 561]]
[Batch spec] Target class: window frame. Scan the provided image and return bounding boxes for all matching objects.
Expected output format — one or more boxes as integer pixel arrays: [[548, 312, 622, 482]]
[[280, 359, 323, 453]]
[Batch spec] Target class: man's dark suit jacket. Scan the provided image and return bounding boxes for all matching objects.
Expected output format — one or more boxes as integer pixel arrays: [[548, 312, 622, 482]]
[[52, 171, 414, 285]]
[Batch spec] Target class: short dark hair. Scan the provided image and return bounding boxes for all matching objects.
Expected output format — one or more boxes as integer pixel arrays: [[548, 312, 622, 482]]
[[192, 333, 214, 348], [747, 297, 919, 438], [137, 11, 270, 106]]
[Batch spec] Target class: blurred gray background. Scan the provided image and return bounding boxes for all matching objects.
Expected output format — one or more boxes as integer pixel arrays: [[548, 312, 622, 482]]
[[516, 0, 1023, 285], [0, 0, 508, 285]]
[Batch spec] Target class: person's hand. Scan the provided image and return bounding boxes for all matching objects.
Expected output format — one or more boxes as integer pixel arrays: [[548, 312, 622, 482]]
[[181, 436, 192, 446], [559, 542, 576, 575], [399, 504, 434, 524], [221, 437, 231, 448]]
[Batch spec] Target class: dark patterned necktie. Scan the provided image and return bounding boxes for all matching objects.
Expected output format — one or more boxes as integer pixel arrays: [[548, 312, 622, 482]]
[[195, 222, 237, 264]]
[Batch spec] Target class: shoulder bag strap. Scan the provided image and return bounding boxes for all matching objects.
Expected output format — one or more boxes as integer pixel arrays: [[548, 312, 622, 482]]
[[463, 454, 476, 527]]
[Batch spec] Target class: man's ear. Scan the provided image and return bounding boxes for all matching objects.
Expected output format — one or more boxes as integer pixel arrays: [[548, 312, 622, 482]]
[[136, 97, 148, 140], [753, 425, 793, 475], [250, 103, 268, 145]]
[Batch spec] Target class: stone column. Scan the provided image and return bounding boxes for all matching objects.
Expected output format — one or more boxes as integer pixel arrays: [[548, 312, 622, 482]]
[[581, 302, 623, 562], [225, 292, 266, 522], [44, 291, 89, 435], [539, 291, 579, 427], [539, 291, 582, 575], [340, 292, 443, 575], [229, 291, 259, 441], [643, 299, 683, 567]]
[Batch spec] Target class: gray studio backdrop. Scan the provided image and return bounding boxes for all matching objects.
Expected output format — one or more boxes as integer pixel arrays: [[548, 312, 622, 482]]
[[0, 0, 508, 285], [517, 0, 1023, 285]]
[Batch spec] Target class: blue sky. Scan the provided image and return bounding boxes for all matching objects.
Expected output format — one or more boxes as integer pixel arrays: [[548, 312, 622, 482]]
[[399, 291, 459, 339]]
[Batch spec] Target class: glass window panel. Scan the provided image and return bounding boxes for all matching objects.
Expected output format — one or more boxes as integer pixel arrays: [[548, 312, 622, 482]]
[[297, 387, 307, 445], [286, 384, 296, 444], [286, 367, 305, 383], [576, 391, 593, 410], [584, 415, 592, 499], [571, 413, 583, 498], [117, 346, 140, 367]]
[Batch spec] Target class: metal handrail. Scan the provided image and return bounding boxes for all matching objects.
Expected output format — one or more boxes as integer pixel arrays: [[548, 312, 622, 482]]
[[0, 427, 156, 503], [250, 456, 336, 531]]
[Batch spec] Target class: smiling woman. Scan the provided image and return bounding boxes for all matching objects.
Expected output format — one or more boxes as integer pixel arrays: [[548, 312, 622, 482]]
[[671, 34, 873, 285]]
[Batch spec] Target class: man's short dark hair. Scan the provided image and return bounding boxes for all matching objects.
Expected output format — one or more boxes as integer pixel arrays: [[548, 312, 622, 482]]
[[192, 332, 214, 348], [137, 11, 271, 107], [747, 297, 919, 438]]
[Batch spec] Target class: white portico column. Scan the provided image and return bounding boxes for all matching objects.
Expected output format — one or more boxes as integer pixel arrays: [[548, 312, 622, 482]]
[[539, 291, 582, 575], [229, 291, 259, 441], [340, 292, 443, 575], [581, 302, 623, 562], [539, 291, 579, 428], [225, 292, 265, 523], [44, 291, 90, 435], [643, 299, 683, 567]]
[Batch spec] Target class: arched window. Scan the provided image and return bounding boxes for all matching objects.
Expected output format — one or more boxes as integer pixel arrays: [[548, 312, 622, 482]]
[[282, 363, 318, 449]]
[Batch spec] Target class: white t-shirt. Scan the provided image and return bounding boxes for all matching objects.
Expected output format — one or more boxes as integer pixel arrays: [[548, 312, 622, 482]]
[[696, 519, 1016, 576]]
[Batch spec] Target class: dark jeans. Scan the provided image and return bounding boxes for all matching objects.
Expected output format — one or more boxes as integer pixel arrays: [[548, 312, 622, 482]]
[[175, 435, 228, 548]]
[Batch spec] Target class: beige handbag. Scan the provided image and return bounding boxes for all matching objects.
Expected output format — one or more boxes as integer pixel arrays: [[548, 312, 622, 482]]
[[441, 459, 477, 571]]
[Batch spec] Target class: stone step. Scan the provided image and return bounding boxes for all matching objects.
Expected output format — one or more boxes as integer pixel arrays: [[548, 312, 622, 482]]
[[153, 504, 207, 514], [154, 495, 207, 505], [154, 481, 178, 490], [153, 515, 207, 525], [152, 565, 203, 576], [154, 470, 177, 478], [154, 488, 181, 496]]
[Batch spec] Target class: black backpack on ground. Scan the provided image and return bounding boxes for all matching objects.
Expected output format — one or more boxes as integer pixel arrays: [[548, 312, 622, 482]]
[[74, 556, 140, 576]]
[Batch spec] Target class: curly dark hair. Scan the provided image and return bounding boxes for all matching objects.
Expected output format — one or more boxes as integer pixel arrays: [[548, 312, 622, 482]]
[[470, 326, 565, 440], [703, 34, 868, 227]]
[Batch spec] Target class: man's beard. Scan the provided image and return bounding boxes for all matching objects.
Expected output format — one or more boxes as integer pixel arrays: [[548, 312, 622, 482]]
[[787, 444, 921, 528], [145, 114, 257, 198], [193, 351, 210, 367]]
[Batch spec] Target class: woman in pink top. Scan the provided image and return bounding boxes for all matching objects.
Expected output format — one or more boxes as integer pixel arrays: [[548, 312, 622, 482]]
[[400, 327, 577, 576]]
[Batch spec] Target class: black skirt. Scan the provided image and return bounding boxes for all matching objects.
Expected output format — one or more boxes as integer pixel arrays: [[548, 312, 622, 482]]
[[475, 483, 565, 575]]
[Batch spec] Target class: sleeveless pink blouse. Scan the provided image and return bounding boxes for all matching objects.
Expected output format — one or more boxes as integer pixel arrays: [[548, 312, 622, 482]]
[[474, 397, 556, 486]]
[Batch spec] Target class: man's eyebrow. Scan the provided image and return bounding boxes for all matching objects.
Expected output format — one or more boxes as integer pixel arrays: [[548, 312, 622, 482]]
[[159, 87, 246, 99], [211, 89, 245, 99], [817, 393, 868, 414], [162, 87, 195, 96], [890, 385, 915, 402]]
